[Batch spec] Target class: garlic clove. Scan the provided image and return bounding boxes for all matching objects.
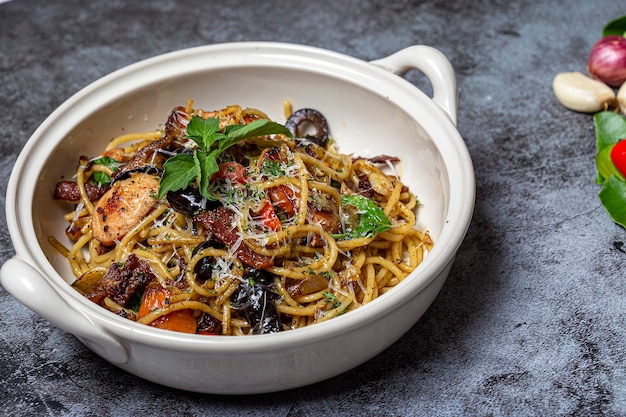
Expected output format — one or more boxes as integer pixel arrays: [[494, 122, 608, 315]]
[[552, 71, 616, 113], [617, 81, 626, 115]]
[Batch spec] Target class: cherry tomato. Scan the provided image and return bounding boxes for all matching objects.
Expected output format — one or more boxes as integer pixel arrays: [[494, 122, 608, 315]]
[[611, 139, 626, 178], [212, 161, 249, 185], [258, 200, 282, 231]]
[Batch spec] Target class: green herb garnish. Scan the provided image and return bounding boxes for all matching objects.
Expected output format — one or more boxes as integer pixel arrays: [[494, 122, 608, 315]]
[[158, 116, 292, 200], [322, 291, 341, 308], [262, 159, 286, 177], [91, 156, 120, 187], [333, 194, 392, 240]]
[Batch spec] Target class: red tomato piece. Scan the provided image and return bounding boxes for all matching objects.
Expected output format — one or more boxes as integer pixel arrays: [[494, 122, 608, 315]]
[[258, 200, 282, 231], [212, 161, 249, 185], [267, 184, 299, 217], [611, 140, 626, 178]]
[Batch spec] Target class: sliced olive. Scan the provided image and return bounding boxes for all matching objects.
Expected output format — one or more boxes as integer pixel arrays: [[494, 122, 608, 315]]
[[193, 256, 215, 283], [231, 269, 282, 334], [167, 187, 221, 215], [285, 108, 329, 147]]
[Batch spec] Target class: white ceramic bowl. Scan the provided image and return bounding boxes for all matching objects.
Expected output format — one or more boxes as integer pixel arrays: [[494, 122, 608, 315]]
[[1, 42, 474, 394]]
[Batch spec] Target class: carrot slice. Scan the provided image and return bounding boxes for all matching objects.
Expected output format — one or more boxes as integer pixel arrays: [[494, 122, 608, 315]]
[[138, 283, 197, 334]]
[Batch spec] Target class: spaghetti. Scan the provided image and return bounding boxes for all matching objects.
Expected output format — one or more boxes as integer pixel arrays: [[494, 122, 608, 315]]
[[51, 101, 433, 335]]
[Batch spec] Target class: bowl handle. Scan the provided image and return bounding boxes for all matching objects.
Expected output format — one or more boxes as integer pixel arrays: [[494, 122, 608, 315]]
[[0, 257, 129, 364], [370, 45, 458, 126]]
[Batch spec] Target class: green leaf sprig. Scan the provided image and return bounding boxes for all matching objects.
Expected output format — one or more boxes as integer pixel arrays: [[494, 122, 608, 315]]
[[333, 194, 392, 240], [158, 115, 293, 200], [594, 111, 626, 227], [91, 156, 121, 187]]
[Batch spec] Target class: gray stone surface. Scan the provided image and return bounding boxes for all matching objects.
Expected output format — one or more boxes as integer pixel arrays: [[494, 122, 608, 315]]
[[1, 0, 626, 415]]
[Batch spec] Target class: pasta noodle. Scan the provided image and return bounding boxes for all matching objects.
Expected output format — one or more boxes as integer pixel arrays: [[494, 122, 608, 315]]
[[51, 101, 433, 336]]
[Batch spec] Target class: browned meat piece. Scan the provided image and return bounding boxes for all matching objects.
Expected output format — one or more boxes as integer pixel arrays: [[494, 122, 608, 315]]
[[53, 181, 110, 203], [114, 106, 190, 177], [294, 138, 325, 159], [356, 172, 375, 198], [257, 146, 288, 167], [197, 313, 221, 335], [211, 161, 249, 185], [85, 254, 154, 306], [194, 206, 274, 269], [65, 223, 82, 241], [307, 190, 341, 247]]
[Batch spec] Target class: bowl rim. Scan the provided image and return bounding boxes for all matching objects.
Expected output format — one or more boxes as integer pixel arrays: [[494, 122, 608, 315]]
[[5, 41, 475, 351]]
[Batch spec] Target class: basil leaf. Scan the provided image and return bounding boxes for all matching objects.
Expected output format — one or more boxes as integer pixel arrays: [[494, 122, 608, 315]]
[[603, 15, 626, 37], [596, 144, 626, 183], [221, 119, 293, 151], [92, 171, 112, 187], [594, 112, 626, 183], [195, 149, 220, 200], [90, 156, 119, 186], [334, 195, 391, 240], [595, 111, 626, 151], [599, 175, 626, 228], [93, 156, 120, 170], [186, 116, 222, 151], [158, 154, 198, 199]]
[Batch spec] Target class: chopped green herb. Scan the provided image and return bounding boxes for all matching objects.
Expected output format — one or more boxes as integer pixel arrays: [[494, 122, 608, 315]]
[[262, 159, 286, 177], [91, 156, 120, 187], [92, 172, 112, 187], [93, 156, 120, 169], [322, 291, 341, 308]]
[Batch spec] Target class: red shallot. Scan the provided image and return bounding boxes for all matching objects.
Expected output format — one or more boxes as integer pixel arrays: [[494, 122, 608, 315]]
[[587, 35, 626, 87]]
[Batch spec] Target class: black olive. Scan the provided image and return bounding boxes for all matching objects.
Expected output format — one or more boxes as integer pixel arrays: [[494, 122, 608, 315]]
[[246, 268, 274, 285], [193, 256, 215, 283], [231, 269, 282, 334], [285, 108, 329, 147], [191, 239, 225, 258], [166, 187, 222, 215]]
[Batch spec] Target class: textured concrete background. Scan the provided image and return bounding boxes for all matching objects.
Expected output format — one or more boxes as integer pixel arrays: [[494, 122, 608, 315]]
[[1, 0, 626, 415]]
